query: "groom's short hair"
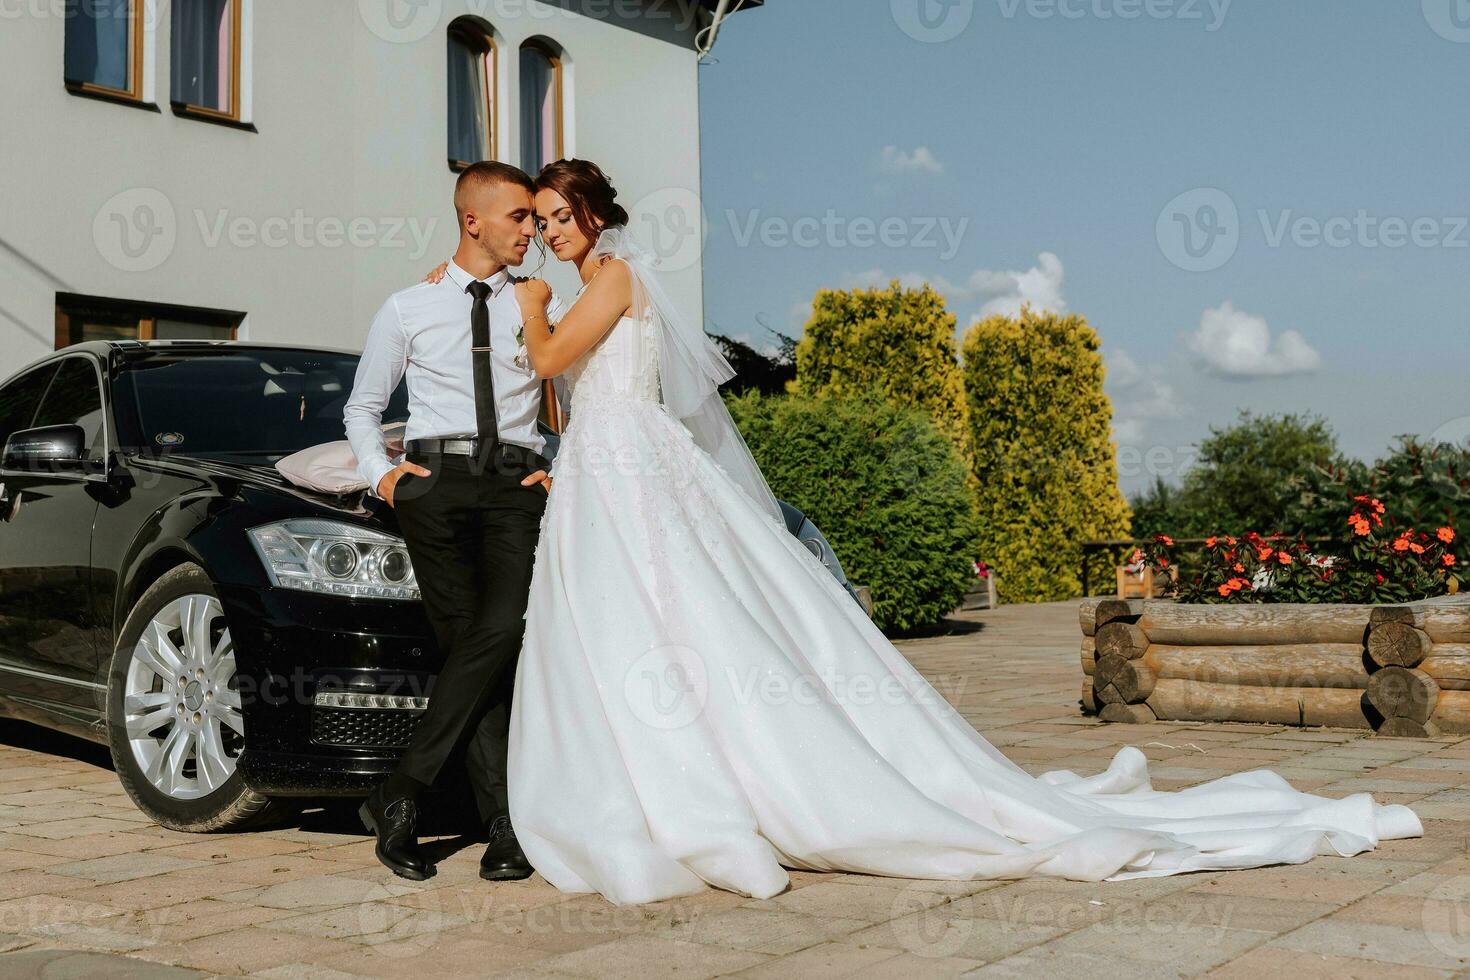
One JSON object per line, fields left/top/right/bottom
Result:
{"left": 455, "top": 162, "right": 535, "bottom": 222}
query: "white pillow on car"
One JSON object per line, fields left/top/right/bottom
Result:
{"left": 274, "top": 422, "right": 405, "bottom": 495}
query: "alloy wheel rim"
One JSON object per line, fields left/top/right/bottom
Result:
{"left": 123, "top": 594, "right": 244, "bottom": 800}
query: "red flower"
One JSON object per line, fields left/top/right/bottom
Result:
{"left": 1217, "top": 583, "right": 1232, "bottom": 597}
{"left": 1206, "top": 536, "right": 1218, "bottom": 548}
{"left": 1438, "top": 527, "right": 1456, "bottom": 544}
{"left": 1445, "top": 554, "right": 1458, "bottom": 568}
{"left": 1233, "top": 563, "right": 1245, "bottom": 573}
{"left": 1277, "top": 552, "right": 1293, "bottom": 565}
{"left": 1154, "top": 533, "right": 1174, "bottom": 547}
{"left": 1375, "top": 571, "right": 1386, "bottom": 584}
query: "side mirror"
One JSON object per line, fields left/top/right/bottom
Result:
{"left": 2, "top": 424, "right": 87, "bottom": 473}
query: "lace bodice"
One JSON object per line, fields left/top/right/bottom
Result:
{"left": 564, "top": 310, "right": 661, "bottom": 414}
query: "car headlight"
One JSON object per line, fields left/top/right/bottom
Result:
{"left": 248, "top": 519, "right": 419, "bottom": 600}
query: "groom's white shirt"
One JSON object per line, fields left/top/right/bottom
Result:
{"left": 344, "top": 260, "right": 553, "bottom": 497}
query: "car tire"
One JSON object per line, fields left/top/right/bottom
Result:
{"left": 106, "top": 562, "right": 286, "bottom": 832}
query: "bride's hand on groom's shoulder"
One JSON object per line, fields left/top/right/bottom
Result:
{"left": 423, "top": 261, "right": 449, "bottom": 284}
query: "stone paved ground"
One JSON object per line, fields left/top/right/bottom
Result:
{"left": 2, "top": 599, "right": 1469, "bottom": 978}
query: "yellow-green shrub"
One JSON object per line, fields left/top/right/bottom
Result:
{"left": 793, "top": 282, "right": 971, "bottom": 464}
{"left": 961, "top": 308, "right": 1131, "bottom": 601}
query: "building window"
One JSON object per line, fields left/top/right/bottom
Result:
{"left": 519, "top": 41, "right": 563, "bottom": 176}
{"left": 55, "top": 294, "right": 244, "bottom": 350}
{"left": 63, "top": 0, "right": 145, "bottom": 102}
{"left": 172, "top": 0, "right": 243, "bottom": 121}
{"left": 447, "top": 18, "right": 497, "bottom": 171}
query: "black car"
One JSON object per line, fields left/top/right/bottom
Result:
{"left": 0, "top": 341, "right": 863, "bottom": 832}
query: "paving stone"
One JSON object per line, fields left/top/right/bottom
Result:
{"left": 0, "top": 599, "right": 1463, "bottom": 979}
{"left": 1270, "top": 917, "right": 1470, "bottom": 971}
{"left": 526, "top": 935, "right": 771, "bottom": 978}
{"left": 0, "top": 948, "right": 209, "bottom": 978}
{"left": 50, "top": 851, "right": 209, "bottom": 884}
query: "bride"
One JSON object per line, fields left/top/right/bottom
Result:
{"left": 448, "top": 159, "right": 1422, "bottom": 907}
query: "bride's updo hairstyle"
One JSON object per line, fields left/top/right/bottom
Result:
{"left": 535, "top": 159, "right": 629, "bottom": 241}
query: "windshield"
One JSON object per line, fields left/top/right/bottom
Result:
{"left": 114, "top": 349, "right": 408, "bottom": 462}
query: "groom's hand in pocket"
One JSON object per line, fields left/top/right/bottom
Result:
{"left": 521, "top": 469, "right": 552, "bottom": 495}
{"left": 379, "top": 461, "right": 433, "bottom": 507}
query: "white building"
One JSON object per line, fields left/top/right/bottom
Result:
{"left": 0, "top": 0, "right": 758, "bottom": 368}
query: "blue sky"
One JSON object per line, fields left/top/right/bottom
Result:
{"left": 696, "top": 0, "right": 1470, "bottom": 495}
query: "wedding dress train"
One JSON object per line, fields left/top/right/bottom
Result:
{"left": 505, "top": 293, "right": 1421, "bottom": 909}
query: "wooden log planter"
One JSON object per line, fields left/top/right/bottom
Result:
{"left": 1077, "top": 595, "right": 1470, "bottom": 736}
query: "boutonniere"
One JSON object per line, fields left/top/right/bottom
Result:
{"left": 514, "top": 326, "right": 529, "bottom": 370}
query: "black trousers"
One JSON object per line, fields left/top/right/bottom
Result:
{"left": 389, "top": 445, "right": 548, "bottom": 826}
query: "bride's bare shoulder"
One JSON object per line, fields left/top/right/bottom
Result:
{"left": 587, "top": 257, "right": 632, "bottom": 295}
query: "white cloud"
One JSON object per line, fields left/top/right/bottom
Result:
{"left": 840, "top": 268, "right": 889, "bottom": 289}
{"left": 1188, "top": 302, "right": 1321, "bottom": 378}
{"left": 971, "top": 252, "right": 1068, "bottom": 319}
{"left": 1107, "top": 348, "right": 1185, "bottom": 446}
{"left": 833, "top": 254, "right": 1068, "bottom": 324}
{"left": 878, "top": 145, "right": 944, "bottom": 175}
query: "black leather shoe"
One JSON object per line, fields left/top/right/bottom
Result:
{"left": 359, "top": 785, "right": 433, "bottom": 881}
{"left": 480, "top": 813, "right": 533, "bottom": 881}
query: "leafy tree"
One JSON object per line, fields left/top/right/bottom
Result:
{"left": 711, "top": 327, "right": 797, "bottom": 397}
{"left": 726, "top": 390, "right": 980, "bottom": 632}
{"left": 793, "top": 282, "right": 971, "bottom": 463}
{"left": 1180, "top": 411, "right": 1340, "bottom": 535}
{"left": 1283, "top": 436, "right": 1470, "bottom": 546}
{"left": 1128, "top": 476, "right": 1212, "bottom": 539}
{"left": 961, "top": 307, "right": 1131, "bottom": 601}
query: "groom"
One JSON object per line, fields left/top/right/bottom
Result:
{"left": 344, "top": 161, "right": 552, "bottom": 882}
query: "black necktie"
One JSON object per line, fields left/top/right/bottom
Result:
{"left": 466, "top": 279, "right": 498, "bottom": 451}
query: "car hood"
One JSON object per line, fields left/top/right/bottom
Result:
{"left": 140, "top": 453, "right": 388, "bottom": 524}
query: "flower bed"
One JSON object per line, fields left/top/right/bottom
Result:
{"left": 1078, "top": 595, "right": 1470, "bottom": 735}
{"left": 1079, "top": 495, "right": 1466, "bottom": 736}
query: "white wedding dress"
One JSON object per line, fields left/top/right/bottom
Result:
{"left": 505, "top": 303, "right": 1422, "bottom": 909}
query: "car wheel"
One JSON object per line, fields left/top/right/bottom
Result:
{"left": 106, "top": 562, "right": 285, "bottom": 832}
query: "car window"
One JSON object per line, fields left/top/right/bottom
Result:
{"left": 33, "top": 358, "right": 107, "bottom": 461}
{"left": 115, "top": 350, "right": 409, "bottom": 461}
{"left": 0, "top": 364, "right": 59, "bottom": 454}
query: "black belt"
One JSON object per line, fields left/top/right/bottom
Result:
{"left": 405, "top": 437, "right": 545, "bottom": 465}
{"left": 405, "top": 436, "right": 485, "bottom": 456}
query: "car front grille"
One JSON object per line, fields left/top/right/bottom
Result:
{"left": 310, "top": 705, "right": 425, "bottom": 749}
